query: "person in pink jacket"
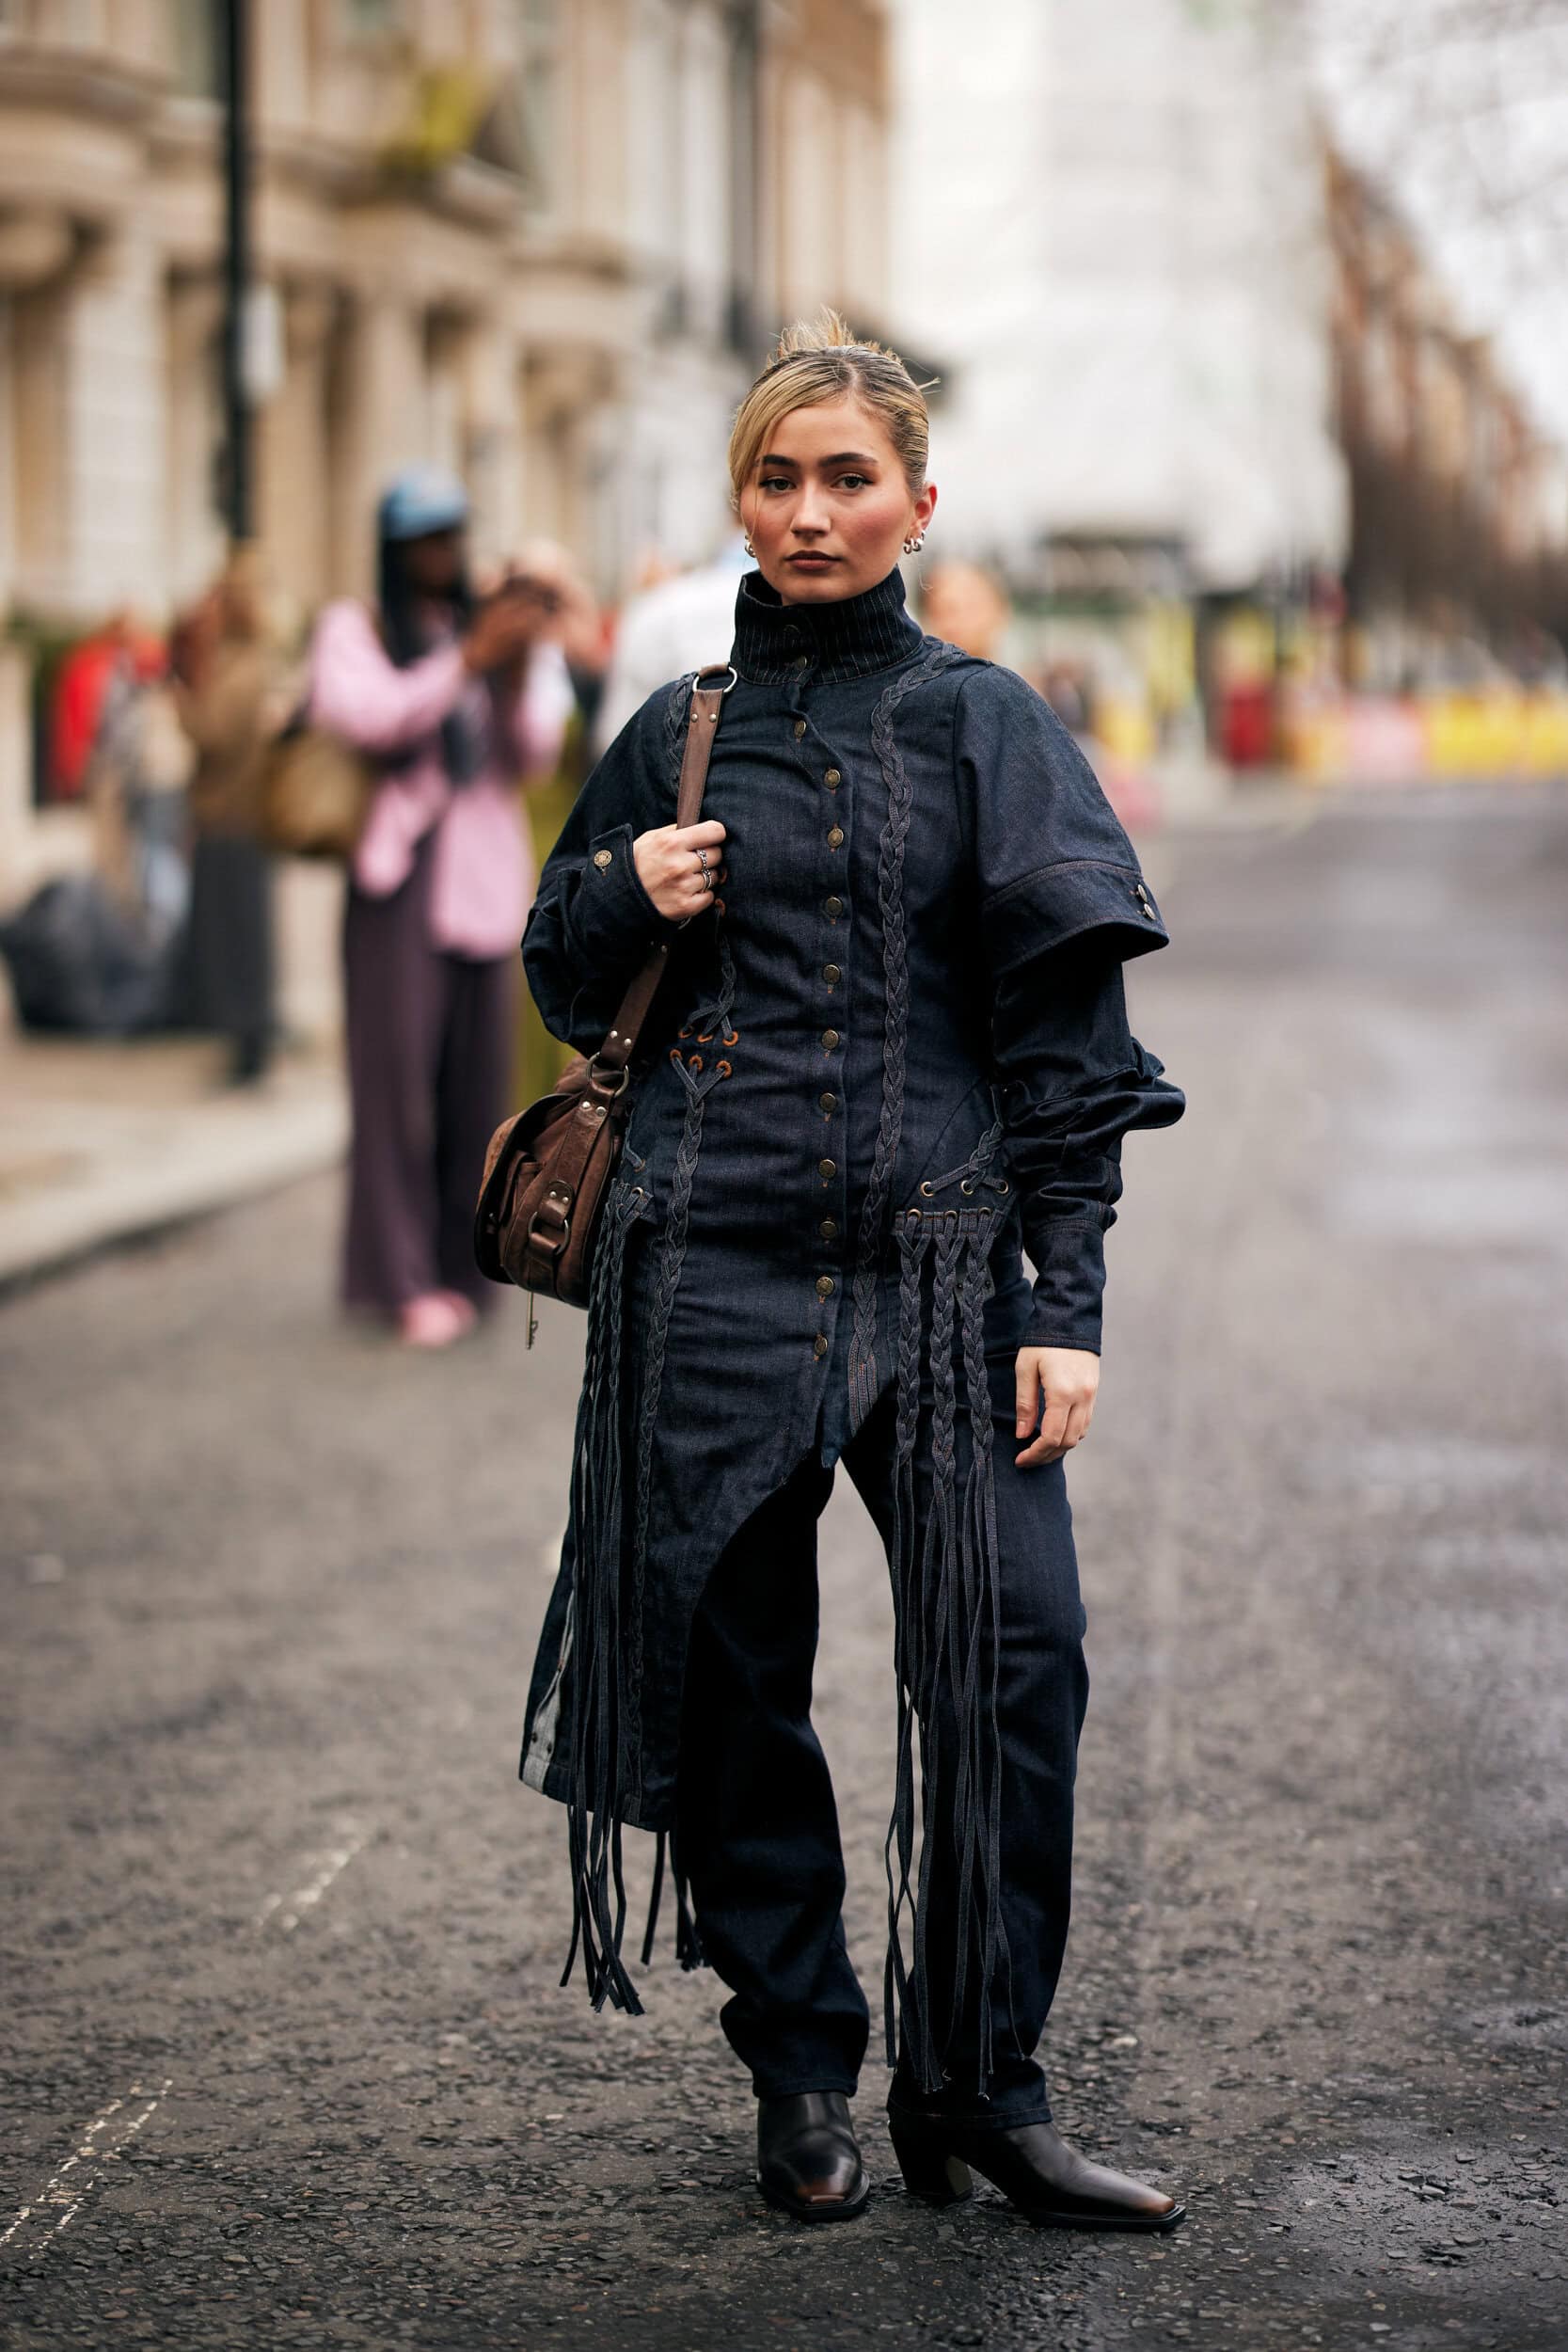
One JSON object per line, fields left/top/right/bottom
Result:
{"left": 309, "top": 468, "right": 570, "bottom": 1348}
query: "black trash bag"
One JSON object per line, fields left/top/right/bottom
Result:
{"left": 0, "top": 875, "right": 184, "bottom": 1037}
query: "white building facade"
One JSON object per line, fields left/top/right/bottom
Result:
{"left": 889, "top": 0, "right": 1348, "bottom": 595}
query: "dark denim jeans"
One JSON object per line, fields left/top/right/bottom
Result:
{"left": 675, "top": 1358, "right": 1091, "bottom": 2129}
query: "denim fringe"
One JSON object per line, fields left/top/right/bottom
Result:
{"left": 560, "top": 1177, "right": 642, "bottom": 2013}
{"left": 558, "top": 881, "right": 737, "bottom": 2008}
{"left": 881, "top": 1202, "right": 1008, "bottom": 2097}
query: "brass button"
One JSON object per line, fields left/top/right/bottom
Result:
{"left": 818, "top": 1216, "right": 839, "bottom": 1241}
{"left": 792, "top": 654, "right": 810, "bottom": 673}
{"left": 818, "top": 1089, "right": 837, "bottom": 1113}
{"left": 821, "top": 1028, "right": 840, "bottom": 1050}
{"left": 823, "top": 961, "right": 841, "bottom": 984}
{"left": 823, "top": 768, "right": 841, "bottom": 787}
{"left": 816, "top": 1275, "right": 835, "bottom": 1298}
{"left": 818, "top": 1156, "right": 836, "bottom": 1178}
{"left": 823, "top": 895, "right": 843, "bottom": 918}
{"left": 792, "top": 717, "right": 807, "bottom": 739}
{"left": 593, "top": 849, "right": 613, "bottom": 869}
{"left": 813, "top": 1332, "right": 830, "bottom": 1359}
{"left": 826, "top": 825, "right": 845, "bottom": 850}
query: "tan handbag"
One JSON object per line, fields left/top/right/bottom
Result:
{"left": 474, "top": 666, "right": 731, "bottom": 1312}
{"left": 257, "top": 718, "right": 375, "bottom": 861}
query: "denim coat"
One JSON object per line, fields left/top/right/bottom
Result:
{"left": 517, "top": 565, "right": 1185, "bottom": 2020}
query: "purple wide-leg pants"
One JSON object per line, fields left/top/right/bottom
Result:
{"left": 341, "top": 834, "right": 515, "bottom": 1315}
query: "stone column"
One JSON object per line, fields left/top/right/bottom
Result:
{"left": 458, "top": 316, "right": 524, "bottom": 571}
{"left": 330, "top": 286, "right": 425, "bottom": 599}
{"left": 258, "top": 283, "right": 340, "bottom": 624}
{"left": 59, "top": 225, "right": 167, "bottom": 616}
{"left": 164, "top": 272, "right": 225, "bottom": 608}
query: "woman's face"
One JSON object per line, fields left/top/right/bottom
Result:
{"left": 399, "top": 527, "right": 466, "bottom": 595}
{"left": 741, "top": 394, "right": 938, "bottom": 605}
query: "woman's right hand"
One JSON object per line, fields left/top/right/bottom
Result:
{"left": 632, "top": 820, "right": 729, "bottom": 919}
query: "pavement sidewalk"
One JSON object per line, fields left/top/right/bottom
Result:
{"left": 0, "top": 1027, "right": 347, "bottom": 1291}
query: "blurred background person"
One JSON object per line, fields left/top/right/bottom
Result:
{"left": 501, "top": 538, "right": 610, "bottom": 1107}
{"left": 169, "top": 550, "right": 281, "bottom": 1087}
{"left": 45, "top": 608, "right": 165, "bottom": 811}
{"left": 592, "top": 529, "right": 752, "bottom": 755}
{"left": 308, "top": 469, "right": 568, "bottom": 1351}
{"left": 917, "top": 559, "right": 1012, "bottom": 663}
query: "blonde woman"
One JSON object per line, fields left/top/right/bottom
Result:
{"left": 517, "top": 316, "right": 1188, "bottom": 2232}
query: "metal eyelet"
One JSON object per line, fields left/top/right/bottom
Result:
{"left": 960, "top": 1179, "right": 975, "bottom": 1195}
{"left": 919, "top": 1180, "right": 934, "bottom": 1198}
{"left": 688, "top": 1053, "right": 703, "bottom": 1072}
{"left": 716, "top": 1059, "right": 732, "bottom": 1077}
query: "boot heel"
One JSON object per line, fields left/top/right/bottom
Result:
{"left": 889, "top": 2118, "right": 973, "bottom": 2205}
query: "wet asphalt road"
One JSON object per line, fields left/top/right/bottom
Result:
{"left": 2, "top": 784, "right": 1565, "bottom": 2352}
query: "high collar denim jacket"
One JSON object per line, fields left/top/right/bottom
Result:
{"left": 516, "top": 565, "right": 1184, "bottom": 2016}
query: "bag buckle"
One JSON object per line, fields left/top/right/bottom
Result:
{"left": 528, "top": 1183, "right": 573, "bottom": 1255}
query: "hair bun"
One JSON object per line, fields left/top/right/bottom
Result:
{"left": 763, "top": 306, "right": 900, "bottom": 373}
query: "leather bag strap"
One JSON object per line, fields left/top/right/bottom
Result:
{"left": 592, "top": 664, "right": 733, "bottom": 1081}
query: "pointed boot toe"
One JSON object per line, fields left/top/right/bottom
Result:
{"left": 756, "top": 2091, "right": 870, "bottom": 2223}
{"left": 891, "top": 2114, "right": 1184, "bottom": 2233}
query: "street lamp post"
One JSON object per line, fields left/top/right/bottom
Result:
{"left": 220, "top": 0, "right": 253, "bottom": 544}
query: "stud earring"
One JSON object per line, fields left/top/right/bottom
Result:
{"left": 902, "top": 531, "right": 927, "bottom": 555}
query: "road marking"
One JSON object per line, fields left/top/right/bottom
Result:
{"left": 254, "top": 1820, "right": 370, "bottom": 1933}
{"left": 0, "top": 2080, "right": 170, "bottom": 2258}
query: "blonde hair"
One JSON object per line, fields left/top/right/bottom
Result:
{"left": 727, "top": 309, "right": 932, "bottom": 515}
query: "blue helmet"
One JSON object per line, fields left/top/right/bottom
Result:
{"left": 377, "top": 466, "right": 469, "bottom": 543}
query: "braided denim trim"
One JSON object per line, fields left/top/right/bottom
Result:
{"left": 847, "top": 641, "right": 962, "bottom": 1430}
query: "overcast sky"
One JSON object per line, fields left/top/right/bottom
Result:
{"left": 1307, "top": 0, "right": 1568, "bottom": 445}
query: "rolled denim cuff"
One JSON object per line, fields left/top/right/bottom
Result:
{"left": 983, "top": 858, "right": 1167, "bottom": 978}
{"left": 568, "top": 821, "right": 685, "bottom": 967}
{"left": 1022, "top": 1220, "right": 1107, "bottom": 1355}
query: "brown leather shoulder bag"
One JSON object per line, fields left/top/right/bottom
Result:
{"left": 474, "top": 664, "right": 732, "bottom": 1316}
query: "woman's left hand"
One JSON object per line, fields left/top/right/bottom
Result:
{"left": 1014, "top": 1346, "right": 1100, "bottom": 1467}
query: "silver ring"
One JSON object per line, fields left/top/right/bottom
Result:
{"left": 696, "top": 848, "right": 709, "bottom": 873}
{"left": 700, "top": 868, "right": 715, "bottom": 893}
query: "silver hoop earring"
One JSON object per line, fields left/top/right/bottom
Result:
{"left": 902, "top": 532, "right": 927, "bottom": 555}
{"left": 743, "top": 536, "right": 755, "bottom": 558}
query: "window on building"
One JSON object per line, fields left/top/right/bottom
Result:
{"left": 515, "top": 0, "right": 562, "bottom": 213}
{"left": 470, "top": 0, "right": 562, "bottom": 215}
{"left": 170, "top": 0, "right": 221, "bottom": 98}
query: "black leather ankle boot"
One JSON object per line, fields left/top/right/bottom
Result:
{"left": 889, "top": 2113, "right": 1185, "bottom": 2233}
{"left": 756, "top": 2091, "right": 870, "bottom": 2222}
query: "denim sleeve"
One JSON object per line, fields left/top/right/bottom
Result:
{"left": 521, "top": 681, "right": 693, "bottom": 1052}
{"left": 958, "top": 665, "right": 1185, "bottom": 1352}
{"left": 990, "top": 948, "right": 1185, "bottom": 1352}
{"left": 957, "top": 663, "right": 1172, "bottom": 966}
